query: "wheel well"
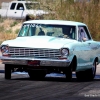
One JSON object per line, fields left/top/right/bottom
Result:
{"left": 26, "top": 15, "right": 31, "bottom": 21}
{"left": 94, "top": 57, "right": 98, "bottom": 65}
{"left": 26, "top": 14, "right": 36, "bottom": 21}
{"left": 70, "top": 56, "right": 77, "bottom": 71}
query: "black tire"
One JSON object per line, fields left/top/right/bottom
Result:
{"left": 5, "top": 64, "right": 12, "bottom": 79}
{"left": 76, "top": 71, "right": 86, "bottom": 81}
{"left": 25, "top": 15, "right": 31, "bottom": 21}
{"left": 76, "top": 61, "right": 96, "bottom": 81}
{"left": 65, "top": 67, "right": 72, "bottom": 82}
{"left": 28, "top": 70, "right": 46, "bottom": 80}
{"left": 88, "top": 61, "right": 96, "bottom": 80}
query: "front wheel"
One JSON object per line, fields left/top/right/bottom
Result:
{"left": 65, "top": 67, "right": 72, "bottom": 81}
{"left": 5, "top": 64, "right": 12, "bottom": 79}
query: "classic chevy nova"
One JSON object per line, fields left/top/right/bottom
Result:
{"left": 0, "top": 20, "right": 100, "bottom": 81}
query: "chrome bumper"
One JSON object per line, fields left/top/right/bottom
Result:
{"left": 0, "top": 56, "right": 70, "bottom": 67}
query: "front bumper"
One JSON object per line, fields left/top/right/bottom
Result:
{"left": 0, "top": 56, "right": 71, "bottom": 67}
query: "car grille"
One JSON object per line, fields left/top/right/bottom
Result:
{"left": 9, "top": 47, "right": 61, "bottom": 59}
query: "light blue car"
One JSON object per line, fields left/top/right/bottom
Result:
{"left": 0, "top": 20, "right": 100, "bottom": 81}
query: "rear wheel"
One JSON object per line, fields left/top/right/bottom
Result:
{"left": 25, "top": 15, "right": 31, "bottom": 21}
{"left": 76, "top": 61, "right": 97, "bottom": 81}
{"left": 89, "top": 60, "right": 96, "bottom": 80}
{"left": 5, "top": 64, "right": 12, "bottom": 79}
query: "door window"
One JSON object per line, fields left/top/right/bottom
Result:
{"left": 16, "top": 3, "right": 24, "bottom": 10}
{"left": 10, "top": 3, "right": 16, "bottom": 10}
{"left": 78, "top": 26, "right": 91, "bottom": 41}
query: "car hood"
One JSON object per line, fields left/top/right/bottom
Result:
{"left": 2, "top": 36, "right": 76, "bottom": 49}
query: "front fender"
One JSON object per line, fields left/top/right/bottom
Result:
{"left": 92, "top": 57, "right": 98, "bottom": 65}
{"left": 67, "top": 54, "right": 77, "bottom": 71}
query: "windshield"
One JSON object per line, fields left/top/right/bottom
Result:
{"left": 18, "top": 23, "right": 76, "bottom": 39}
{"left": 25, "top": 3, "right": 40, "bottom": 10}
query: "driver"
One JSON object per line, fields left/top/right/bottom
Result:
{"left": 62, "top": 27, "right": 71, "bottom": 38}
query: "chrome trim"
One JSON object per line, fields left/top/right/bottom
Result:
{"left": 0, "top": 56, "right": 70, "bottom": 67}
{"left": 8, "top": 47, "right": 61, "bottom": 59}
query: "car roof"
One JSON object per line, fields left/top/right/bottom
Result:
{"left": 11, "top": 1, "right": 39, "bottom": 4}
{"left": 24, "top": 20, "right": 86, "bottom": 26}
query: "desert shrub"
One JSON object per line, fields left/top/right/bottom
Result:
{"left": 0, "top": 26, "right": 4, "bottom": 32}
{"left": 0, "top": 32, "right": 17, "bottom": 42}
{"left": 15, "top": 29, "right": 20, "bottom": 34}
{"left": 5, "top": 29, "right": 12, "bottom": 33}
{"left": 0, "top": 16, "right": 4, "bottom": 23}
{"left": 10, "top": 21, "right": 18, "bottom": 27}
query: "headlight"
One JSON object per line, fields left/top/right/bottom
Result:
{"left": 0, "top": 45, "right": 9, "bottom": 56}
{"left": 61, "top": 48, "right": 69, "bottom": 57}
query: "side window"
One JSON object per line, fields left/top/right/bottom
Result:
{"left": 10, "top": 3, "right": 16, "bottom": 10}
{"left": 16, "top": 3, "right": 24, "bottom": 10}
{"left": 84, "top": 26, "right": 91, "bottom": 40}
{"left": 78, "top": 26, "right": 91, "bottom": 41}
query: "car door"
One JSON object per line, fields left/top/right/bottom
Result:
{"left": 7, "top": 2, "right": 17, "bottom": 18}
{"left": 77, "top": 26, "right": 94, "bottom": 69}
{"left": 82, "top": 26, "right": 100, "bottom": 65}
{"left": 13, "top": 3, "right": 24, "bottom": 19}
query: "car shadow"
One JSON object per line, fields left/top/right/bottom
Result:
{"left": 10, "top": 72, "right": 100, "bottom": 82}
{"left": 1, "top": 70, "right": 100, "bottom": 82}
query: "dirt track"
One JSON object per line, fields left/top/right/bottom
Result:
{"left": 0, "top": 64, "right": 100, "bottom": 100}
{"left": 0, "top": 74, "right": 100, "bottom": 100}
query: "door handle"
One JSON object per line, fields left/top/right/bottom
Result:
{"left": 15, "top": 12, "right": 17, "bottom": 13}
{"left": 88, "top": 43, "right": 91, "bottom": 45}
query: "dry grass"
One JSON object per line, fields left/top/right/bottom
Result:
{"left": 0, "top": 19, "right": 22, "bottom": 43}
{"left": 41, "top": 0, "right": 100, "bottom": 41}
